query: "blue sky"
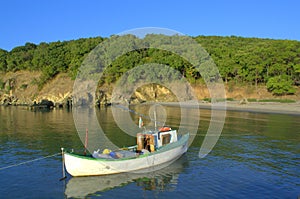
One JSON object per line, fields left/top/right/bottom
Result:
{"left": 1, "top": 0, "right": 299, "bottom": 51}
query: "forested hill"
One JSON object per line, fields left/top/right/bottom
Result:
{"left": 0, "top": 35, "right": 299, "bottom": 96}
{"left": 195, "top": 36, "right": 300, "bottom": 95}
{"left": 0, "top": 37, "right": 104, "bottom": 88}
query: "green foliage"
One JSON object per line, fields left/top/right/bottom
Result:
{"left": 194, "top": 36, "right": 300, "bottom": 87}
{"left": 20, "top": 84, "right": 28, "bottom": 90}
{"left": 202, "top": 98, "right": 234, "bottom": 102}
{"left": 258, "top": 99, "right": 296, "bottom": 103}
{"left": 0, "top": 49, "right": 8, "bottom": 71}
{"left": 0, "top": 37, "right": 104, "bottom": 88}
{"left": 247, "top": 98, "right": 258, "bottom": 102}
{"left": 100, "top": 47, "right": 194, "bottom": 86}
{"left": 0, "top": 35, "right": 299, "bottom": 95}
{"left": 37, "top": 65, "right": 59, "bottom": 89}
{"left": 266, "top": 75, "right": 296, "bottom": 95}
{"left": 226, "top": 98, "right": 235, "bottom": 101}
{"left": 203, "top": 98, "right": 211, "bottom": 102}
{"left": 0, "top": 78, "right": 4, "bottom": 89}
{"left": 6, "top": 84, "right": 11, "bottom": 91}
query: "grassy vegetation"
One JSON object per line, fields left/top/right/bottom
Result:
{"left": 203, "top": 98, "right": 296, "bottom": 103}
{"left": 0, "top": 78, "right": 4, "bottom": 90}
{"left": 245, "top": 98, "right": 296, "bottom": 103}
{"left": 258, "top": 99, "right": 296, "bottom": 103}
{"left": 247, "top": 98, "right": 258, "bottom": 102}
{"left": 203, "top": 98, "right": 235, "bottom": 102}
{"left": 20, "top": 84, "right": 28, "bottom": 90}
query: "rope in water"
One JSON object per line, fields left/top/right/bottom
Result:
{"left": 0, "top": 105, "right": 163, "bottom": 172}
{"left": 0, "top": 152, "right": 60, "bottom": 171}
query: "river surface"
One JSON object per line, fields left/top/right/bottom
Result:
{"left": 0, "top": 105, "right": 299, "bottom": 198}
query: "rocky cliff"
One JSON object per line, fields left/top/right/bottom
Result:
{"left": 0, "top": 71, "right": 299, "bottom": 107}
{"left": 0, "top": 71, "right": 72, "bottom": 107}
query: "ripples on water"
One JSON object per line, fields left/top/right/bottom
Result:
{"left": 0, "top": 106, "right": 299, "bottom": 198}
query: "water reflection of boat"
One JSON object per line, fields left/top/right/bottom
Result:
{"left": 64, "top": 155, "right": 187, "bottom": 198}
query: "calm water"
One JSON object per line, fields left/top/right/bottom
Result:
{"left": 0, "top": 105, "right": 299, "bottom": 198}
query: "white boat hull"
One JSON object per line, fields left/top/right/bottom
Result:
{"left": 64, "top": 134, "right": 189, "bottom": 176}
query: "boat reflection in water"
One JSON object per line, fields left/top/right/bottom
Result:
{"left": 64, "top": 155, "right": 188, "bottom": 198}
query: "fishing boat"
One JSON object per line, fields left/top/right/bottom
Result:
{"left": 64, "top": 155, "right": 186, "bottom": 198}
{"left": 63, "top": 124, "right": 189, "bottom": 177}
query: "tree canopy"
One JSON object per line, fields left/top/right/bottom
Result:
{"left": 195, "top": 36, "right": 300, "bottom": 95}
{"left": 0, "top": 35, "right": 299, "bottom": 95}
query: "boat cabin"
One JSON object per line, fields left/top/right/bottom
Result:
{"left": 136, "top": 127, "right": 178, "bottom": 152}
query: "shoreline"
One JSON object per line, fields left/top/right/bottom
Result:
{"left": 1, "top": 101, "right": 300, "bottom": 116}
{"left": 222, "top": 101, "right": 300, "bottom": 115}
{"left": 160, "top": 101, "right": 300, "bottom": 116}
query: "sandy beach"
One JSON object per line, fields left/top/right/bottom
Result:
{"left": 160, "top": 101, "right": 300, "bottom": 116}
{"left": 197, "top": 101, "right": 300, "bottom": 115}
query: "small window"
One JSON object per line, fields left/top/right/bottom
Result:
{"left": 161, "top": 134, "right": 171, "bottom": 145}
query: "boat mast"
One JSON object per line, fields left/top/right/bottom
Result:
{"left": 154, "top": 108, "right": 157, "bottom": 131}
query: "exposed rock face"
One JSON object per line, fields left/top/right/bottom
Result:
{"left": 33, "top": 92, "right": 72, "bottom": 108}
{"left": 0, "top": 94, "right": 18, "bottom": 106}
{"left": 1, "top": 71, "right": 299, "bottom": 108}
{"left": 107, "top": 83, "right": 178, "bottom": 105}
{"left": 96, "top": 90, "right": 111, "bottom": 106}
{"left": 0, "top": 71, "right": 74, "bottom": 108}
{"left": 31, "top": 99, "right": 54, "bottom": 110}
{"left": 131, "top": 84, "right": 177, "bottom": 104}
{"left": 239, "top": 98, "right": 249, "bottom": 105}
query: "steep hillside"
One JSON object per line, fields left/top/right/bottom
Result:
{"left": 0, "top": 34, "right": 300, "bottom": 106}
{"left": 0, "top": 71, "right": 299, "bottom": 106}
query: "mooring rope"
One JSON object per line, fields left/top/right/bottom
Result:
{"left": 0, "top": 152, "right": 61, "bottom": 171}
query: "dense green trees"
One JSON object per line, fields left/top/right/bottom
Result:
{"left": 195, "top": 36, "right": 300, "bottom": 95}
{"left": 0, "top": 37, "right": 103, "bottom": 77}
{"left": 266, "top": 75, "right": 296, "bottom": 95}
{"left": 0, "top": 35, "right": 299, "bottom": 95}
{"left": 0, "top": 49, "right": 8, "bottom": 71}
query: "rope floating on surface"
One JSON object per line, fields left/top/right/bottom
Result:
{"left": 0, "top": 152, "right": 60, "bottom": 171}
